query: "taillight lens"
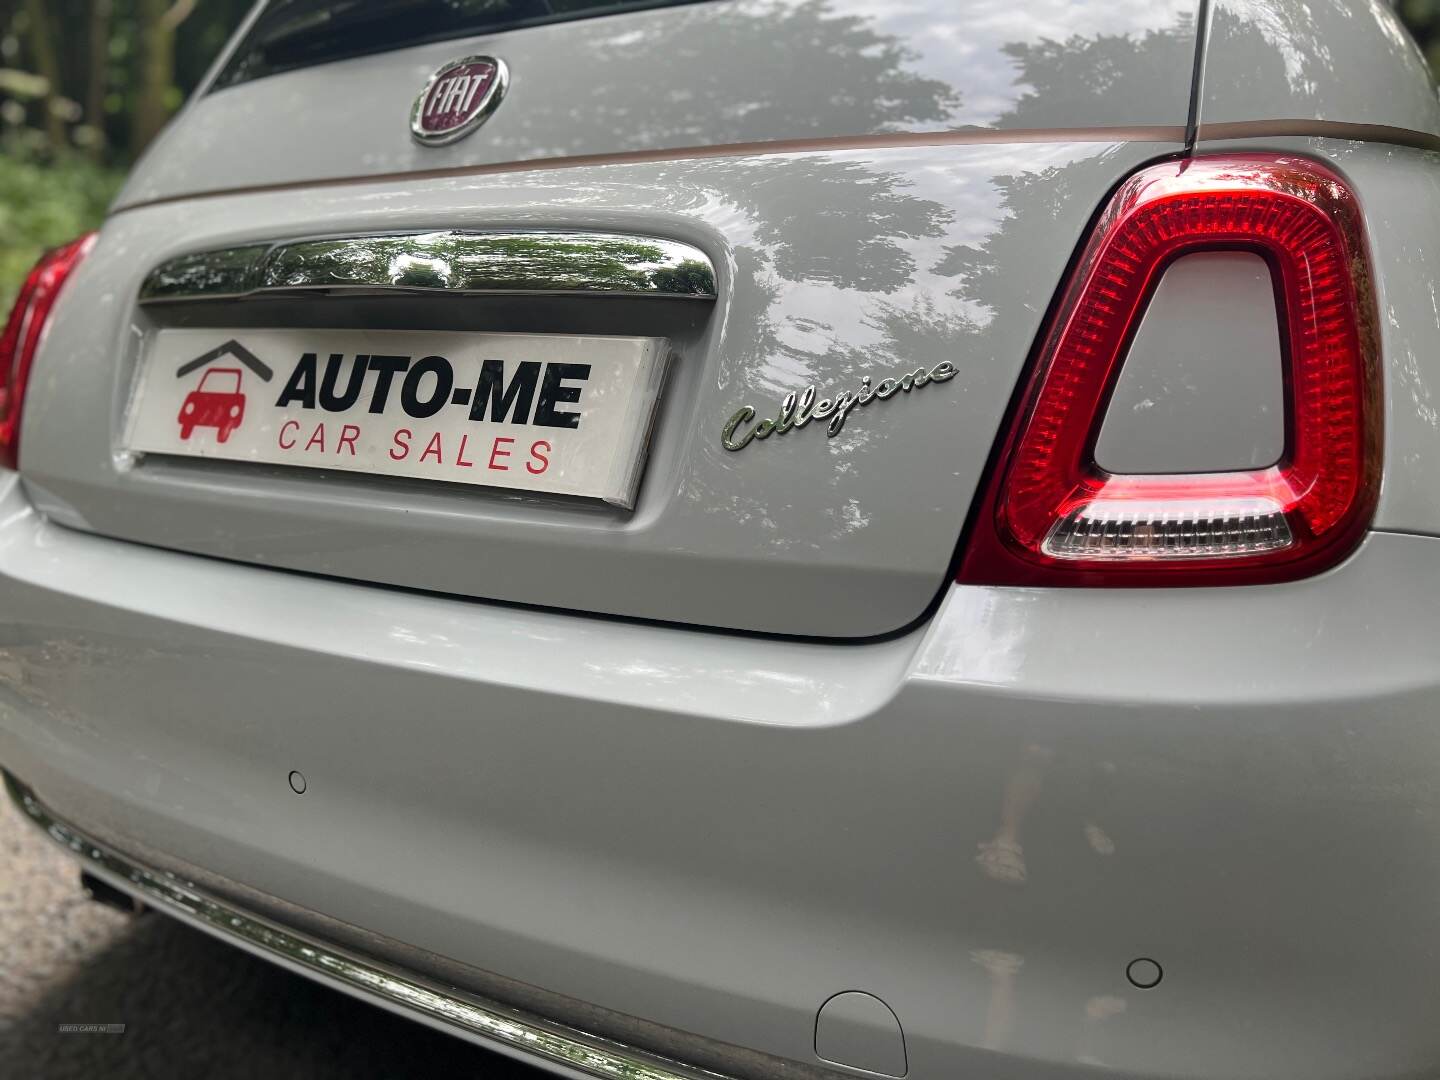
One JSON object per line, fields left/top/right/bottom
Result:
{"left": 0, "top": 233, "right": 96, "bottom": 471}
{"left": 958, "top": 156, "right": 1380, "bottom": 587}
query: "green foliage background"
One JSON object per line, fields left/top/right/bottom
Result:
{"left": 0, "top": 145, "right": 122, "bottom": 311}
{"left": 0, "top": 0, "right": 252, "bottom": 311}
{"left": 1, "top": 1, "right": 1440, "bottom": 315}
{"left": 1401, "top": 0, "right": 1440, "bottom": 74}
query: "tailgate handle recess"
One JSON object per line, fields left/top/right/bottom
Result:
{"left": 139, "top": 231, "right": 717, "bottom": 303}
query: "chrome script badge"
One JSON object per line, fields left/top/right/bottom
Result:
{"left": 722, "top": 361, "right": 957, "bottom": 450}
{"left": 411, "top": 56, "right": 508, "bottom": 146}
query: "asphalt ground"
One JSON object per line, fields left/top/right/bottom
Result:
{"left": 0, "top": 792, "right": 542, "bottom": 1079}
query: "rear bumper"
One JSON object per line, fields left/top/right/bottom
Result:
{"left": 3, "top": 471, "right": 1440, "bottom": 1079}
{"left": 4, "top": 772, "right": 735, "bottom": 1080}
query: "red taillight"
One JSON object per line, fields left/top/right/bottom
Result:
{"left": 0, "top": 233, "right": 96, "bottom": 471}
{"left": 958, "top": 156, "right": 1380, "bottom": 587}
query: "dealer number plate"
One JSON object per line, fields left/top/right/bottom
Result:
{"left": 124, "top": 328, "right": 671, "bottom": 508}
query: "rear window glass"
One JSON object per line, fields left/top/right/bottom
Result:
{"left": 214, "top": 0, "right": 712, "bottom": 88}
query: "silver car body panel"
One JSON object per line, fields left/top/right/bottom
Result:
{"left": 2, "top": 479, "right": 1440, "bottom": 1079}
{"left": 1200, "top": 0, "right": 1440, "bottom": 138}
{"left": 1093, "top": 251, "right": 1286, "bottom": 475}
{"left": 24, "top": 139, "right": 1178, "bottom": 638}
{"left": 115, "top": 0, "right": 1201, "bottom": 209}
{"left": 5, "top": 777, "right": 734, "bottom": 1080}
{"left": 1184, "top": 139, "right": 1440, "bottom": 539}
{"left": 10, "top": 770, "right": 860, "bottom": 1080}
{"left": 9, "top": 1, "right": 1440, "bottom": 1078}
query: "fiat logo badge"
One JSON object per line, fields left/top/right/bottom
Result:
{"left": 411, "top": 56, "right": 508, "bottom": 146}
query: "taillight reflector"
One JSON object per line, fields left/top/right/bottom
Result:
{"left": 958, "top": 156, "right": 1380, "bottom": 587}
{"left": 0, "top": 233, "right": 96, "bottom": 471}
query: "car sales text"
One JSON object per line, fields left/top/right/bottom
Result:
{"left": 271, "top": 352, "right": 588, "bottom": 472}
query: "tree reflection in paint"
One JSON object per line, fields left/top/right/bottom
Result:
{"left": 266, "top": 233, "right": 717, "bottom": 296}
{"left": 675, "top": 13, "right": 1203, "bottom": 555}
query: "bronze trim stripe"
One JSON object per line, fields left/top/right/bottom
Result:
{"left": 108, "top": 125, "right": 1187, "bottom": 215}
{"left": 110, "top": 119, "right": 1440, "bottom": 217}
{"left": 1198, "top": 118, "right": 1440, "bottom": 153}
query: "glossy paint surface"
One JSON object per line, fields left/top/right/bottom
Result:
{"left": 1200, "top": 0, "right": 1440, "bottom": 136}
{"left": 3, "top": 481, "right": 1440, "bottom": 1078}
{"left": 1187, "top": 134, "right": 1440, "bottom": 540}
{"left": 13, "top": 2, "right": 1440, "bottom": 1078}
{"left": 24, "top": 139, "right": 1179, "bottom": 637}
{"left": 1094, "top": 252, "right": 1285, "bottom": 475}
{"left": 7, "top": 780, "right": 717, "bottom": 1080}
{"left": 115, "top": 0, "right": 1200, "bottom": 206}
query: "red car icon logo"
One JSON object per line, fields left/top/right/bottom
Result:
{"left": 179, "top": 367, "right": 246, "bottom": 442}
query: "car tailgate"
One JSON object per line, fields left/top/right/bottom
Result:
{"left": 117, "top": 0, "right": 1200, "bottom": 208}
{"left": 18, "top": 2, "right": 1198, "bottom": 638}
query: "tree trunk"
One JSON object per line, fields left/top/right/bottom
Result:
{"left": 133, "top": 0, "right": 175, "bottom": 155}
{"left": 133, "top": 0, "right": 197, "bottom": 154}
{"left": 86, "top": 0, "right": 113, "bottom": 159}
{"left": 21, "top": 0, "right": 65, "bottom": 151}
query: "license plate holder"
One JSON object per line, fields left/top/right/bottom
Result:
{"left": 124, "top": 328, "right": 671, "bottom": 509}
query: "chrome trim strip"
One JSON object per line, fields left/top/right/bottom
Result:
{"left": 139, "top": 231, "right": 718, "bottom": 303}
{"left": 3, "top": 774, "right": 729, "bottom": 1080}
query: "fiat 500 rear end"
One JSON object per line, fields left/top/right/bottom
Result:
{"left": 6, "top": 2, "right": 1440, "bottom": 1078}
